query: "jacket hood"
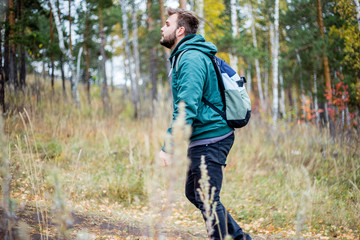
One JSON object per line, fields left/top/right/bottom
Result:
{"left": 170, "top": 34, "right": 217, "bottom": 59}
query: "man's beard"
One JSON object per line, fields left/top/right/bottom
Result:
{"left": 160, "top": 30, "right": 176, "bottom": 49}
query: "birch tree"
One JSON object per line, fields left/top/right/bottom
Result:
{"left": 84, "top": 7, "right": 91, "bottom": 104}
{"left": 131, "top": 1, "right": 140, "bottom": 117}
{"left": 279, "top": 72, "right": 286, "bottom": 119}
{"left": 355, "top": 0, "right": 360, "bottom": 31}
{"left": 49, "top": 0, "right": 79, "bottom": 107}
{"left": 249, "top": 4, "right": 265, "bottom": 111}
{"left": 120, "top": 0, "right": 137, "bottom": 118}
{"left": 229, "top": 0, "right": 238, "bottom": 72}
{"left": 313, "top": 72, "right": 320, "bottom": 126}
{"left": 246, "top": 63, "right": 252, "bottom": 94}
{"left": 198, "top": 0, "right": 205, "bottom": 36}
{"left": 271, "top": 0, "right": 280, "bottom": 126}
{"left": 99, "top": 8, "right": 110, "bottom": 111}
{"left": 50, "top": 3, "right": 55, "bottom": 94}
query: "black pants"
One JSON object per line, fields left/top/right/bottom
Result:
{"left": 186, "top": 133, "right": 251, "bottom": 240}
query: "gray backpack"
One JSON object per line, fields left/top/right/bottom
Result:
{"left": 175, "top": 49, "right": 251, "bottom": 128}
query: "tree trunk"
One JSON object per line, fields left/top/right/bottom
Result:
{"left": 75, "top": 47, "right": 83, "bottom": 107}
{"left": 264, "top": 66, "right": 269, "bottom": 108}
{"left": 99, "top": 10, "right": 110, "bottom": 112}
{"left": 294, "top": 87, "right": 299, "bottom": 122}
{"left": 49, "top": 0, "right": 78, "bottom": 106}
{"left": 179, "top": 0, "right": 187, "bottom": 9}
{"left": 110, "top": 58, "right": 114, "bottom": 92}
{"left": 230, "top": 0, "right": 238, "bottom": 72}
{"left": 246, "top": 62, "right": 252, "bottom": 94}
{"left": 354, "top": 0, "right": 360, "bottom": 31}
{"left": 0, "top": 21, "right": 4, "bottom": 113}
{"left": 19, "top": 0, "right": 26, "bottom": 89}
{"left": 313, "top": 72, "right": 320, "bottom": 126}
{"left": 198, "top": 0, "right": 204, "bottom": 36}
{"left": 132, "top": 1, "right": 141, "bottom": 118}
{"left": 59, "top": 54, "right": 67, "bottom": 99}
{"left": 296, "top": 52, "right": 306, "bottom": 121}
{"left": 4, "top": 0, "right": 9, "bottom": 85}
{"left": 249, "top": 4, "right": 265, "bottom": 111}
{"left": 85, "top": 46, "right": 90, "bottom": 104}
{"left": 271, "top": 0, "right": 280, "bottom": 127}
{"left": 147, "top": 0, "right": 158, "bottom": 103}
{"left": 50, "top": 3, "right": 55, "bottom": 94}
{"left": 317, "top": 0, "right": 334, "bottom": 137}
{"left": 279, "top": 72, "right": 286, "bottom": 119}
{"left": 84, "top": 12, "right": 91, "bottom": 104}
{"left": 120, "top": 0, "right": 137, "bottom": 117}
{"left": 9, "top": 0, "right": 17, "bottom": 90}
{"left": 159, "top": 0, "right": 171, "bottom": 87}
{"left": 68, "top": 0, "right": 73, "bottom": 57}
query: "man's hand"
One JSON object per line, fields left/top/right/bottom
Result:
{"left": 159, "top": 150, "right": 171, "bottom": 167}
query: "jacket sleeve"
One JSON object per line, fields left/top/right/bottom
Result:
{"left": 163, "top": 51, "right": 207, "bottom": 152}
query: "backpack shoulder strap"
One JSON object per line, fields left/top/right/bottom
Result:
{"left": 174, "top": 49, "right": 189, "bottom": 73}
{"left": 173, "top": 49, "right": 227, "bottom": 119}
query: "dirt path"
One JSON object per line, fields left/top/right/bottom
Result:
{"left": 2, "top": 205, "right": 207, "bottom": 239}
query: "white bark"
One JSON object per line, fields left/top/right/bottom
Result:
{"left": 230, "top": 0, "right": 238, "bottom": 72}
{"left": 280, "top": 72, "right": 286, "bottom": 119}
{"left": 49, "top": 0, "right": 79, "bottom": 106}
{"left": 198, "top": 0, "right": 205, "bottom": 36}
{"left": 249, "top": 4, "right": 265, "bottom": 110}
{"left": 111, "top": 57, "right": 114, "bottom": 91}
{"left": 271, "top": 22, "right": 279, "bottom": 126}
{"left": 346, "top": 105, "right": 351, "bottom": 132}
{"left": 247, "top": 63, "right": 252, "bottom": 93}
{"left": 355, "top": 0, "right": 360, "bottom": 31}
{"left": 313, "top": 72, "right": 320, "bottom": 126}
{"left": 265, "top": 66, "right": 269, "bottom": 106}
{"left": 132, "top": 1, "right": 140, "bottom": 113}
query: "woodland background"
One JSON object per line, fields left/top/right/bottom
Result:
{"left": 0, "top": 0, "right": 359, "bottom": 239}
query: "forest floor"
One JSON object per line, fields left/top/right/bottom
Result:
{"left": 4, "top": 200, "right": 354, "bottom": 240}
{"left": 0, "top": 201, "right": 288, "bottom": 240}
{"left": 4, "top": 204, "right": 205, "bottom": 240}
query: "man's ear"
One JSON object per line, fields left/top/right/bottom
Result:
{"left": 176, "top": 26, "right": 186, "bottom": 37}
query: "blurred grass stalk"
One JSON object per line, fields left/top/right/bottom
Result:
{"left": 16, "top": 109, "right": 50, "bottom": 239}
{"left": 0, "top": 113, "right": 14, "bottom": 239}
{"left": 152, "top": 101, "right": 191, "bottom": 239}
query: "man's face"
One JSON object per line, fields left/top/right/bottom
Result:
{"left": 160, "top": 14, "right": 178, "bottom": 49}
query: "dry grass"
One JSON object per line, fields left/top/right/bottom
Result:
{"left": 1, "top": 76, "right": 359, "bottom": 239}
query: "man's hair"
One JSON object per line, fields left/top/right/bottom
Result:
{"left": 167, "top": 8, "right": 199, "bottom": 36}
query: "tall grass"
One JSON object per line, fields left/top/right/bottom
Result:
{"left": 3, "top": 76, "right": 360, "bottom": 238}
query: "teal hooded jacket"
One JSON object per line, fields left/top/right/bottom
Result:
{"left": 164, "top": 34, "right": 233, "bottom": 150}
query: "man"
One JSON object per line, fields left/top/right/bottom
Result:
{"left": 159, "top": 8, "right": 252, "bottom": 240}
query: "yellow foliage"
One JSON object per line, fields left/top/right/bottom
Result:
{"left": 217, "top": 52, "right": 230, "bottom": 63}
{"left": 111, "top": 23, "right": 124, "bottom": 56}
{"left": 204, "top": 0, "right": 227, "bottom": 42}
{"left": 330, "top": 0, "right": 360, "bottom": 73}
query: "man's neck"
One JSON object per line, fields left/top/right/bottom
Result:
{"left": 171, "top": 36, "right": 185, "bottom": 52}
